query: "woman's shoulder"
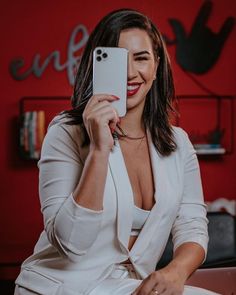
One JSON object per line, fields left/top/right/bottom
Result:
{"left": 47, "top": 113, "right": 84, "bottom": 143}
{"left": 41, "top": 113, "right": 89, "bottom": 162}
{"left": 172, "top": 126, "right": 188, "bottom": 139}
{"left": 43, "top": 114, "right": 86, "bottom": 154}
{"left": 171, "top": 126, "right": 193, "bottom": 150}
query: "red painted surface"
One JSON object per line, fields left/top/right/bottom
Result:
{"left": 0, "top": 0, "right": 235, "bottom": 276}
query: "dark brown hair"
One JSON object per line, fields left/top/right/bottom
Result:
{"left": 64, "top": 8, "right": 177, "bottom": 156}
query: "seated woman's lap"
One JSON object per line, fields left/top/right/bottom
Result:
{"left": 89, "top": 277, "right": 141, "bottom": 295}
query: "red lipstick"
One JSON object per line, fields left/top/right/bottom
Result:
{"left": 127, "top": 82, "right": 142, "bottom": 97}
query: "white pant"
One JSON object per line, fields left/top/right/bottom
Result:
{"left": 89, "top": 264, "right": 220, "bottom": 295}
{"left": 14, "top": 264, "right": 221, "bottom": 295}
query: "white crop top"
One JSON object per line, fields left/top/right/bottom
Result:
{"left": 131, "top": 205, "right": 150, "bottom": 236}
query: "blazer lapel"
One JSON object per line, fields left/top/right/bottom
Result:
{"left": 108, "top": 140, "right": 133, "bottom": 253}
{"left": 130, "top": 132, "right": 177, "bottom": 258}
{"left": 108, "top": 133, "right": 179, "bottom": 259}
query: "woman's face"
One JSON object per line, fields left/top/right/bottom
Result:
{"left": 118, "top": 28, "right": 158, "bottom": 112}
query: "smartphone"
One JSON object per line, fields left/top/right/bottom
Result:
{"left": 93, "top": 47, "right": 128, "bottom": 117}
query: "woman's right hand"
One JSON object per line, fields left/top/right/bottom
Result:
{"left": 83, "top": 94, "right": 120, "bottom": 153}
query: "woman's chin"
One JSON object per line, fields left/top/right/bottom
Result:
{"left": 127, "top": 93, "right": 146, "bottom": 106}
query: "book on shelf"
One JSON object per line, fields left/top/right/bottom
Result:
{"left": 19, "top": 110, "right": 46, "bottom": 159}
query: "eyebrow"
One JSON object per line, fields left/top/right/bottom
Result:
{"left": 133, "top": 50, "right": 150, "bottom": 56}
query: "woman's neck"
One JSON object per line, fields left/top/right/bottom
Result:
{"left": 118, "top": 107, "right": 145, "bottom": 137}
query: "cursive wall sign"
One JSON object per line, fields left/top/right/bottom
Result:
{"left": 9, "top": 24, "right": 89, "bottom": 86}
{"left": 9, "top": 0, "right": 235, "bottom": 85}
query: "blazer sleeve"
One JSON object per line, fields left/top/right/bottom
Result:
{"left": 171, "top": 129, "right": 209, "bottom": 257}
{"left": 38, "top": 122, "right": 103, "bottom": 262}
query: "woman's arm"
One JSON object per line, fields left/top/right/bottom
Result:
{"left": 132, "top": 243, "right": 205, "bottom": 295}
{"left": 166, "top": 242, "right": 205, "bottom": 282}
{"left": 38, "top": 123, "right": 105, "bottom": 261}
{"left": 171, "top": 129, "right": 208, "bottom": 258}
{"left": 72, "top": 148, "right": 110, "bottom": 210}
{"left": 73, "top": 94, "right": 119, "bottom": 210}
{"left": 157, "top": 242, "right": 205, "bottom": 289}
{"left": 39, "top": 95, "right": 119, "bottom": 261}
{"left": 133, "top": 129, "right": 208, "bottom": 294}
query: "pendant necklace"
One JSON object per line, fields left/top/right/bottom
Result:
{"left": 116, "top": 124, "right": 146, "bottom": 140}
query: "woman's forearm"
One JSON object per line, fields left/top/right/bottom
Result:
{"left": 132, "top": 242, "right": 206, "bottom": 294}
{"left": 73, "top": 148, "right": 110, "bottom": 211}
{"left": 163, "top": 242, "right": 205, "bottom": 283}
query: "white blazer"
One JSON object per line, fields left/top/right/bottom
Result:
{"left": 15, "top": 118, "right": 208, "bottom": 295}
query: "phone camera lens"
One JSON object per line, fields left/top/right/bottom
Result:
{"left": 102, "top": 53, "right": 108, "bottom": 58}
{"left": 96, "top": 56, "right": 102, "bottom": 62}
{"left": 96, "top": 49, "right": 102, "bottom": 55}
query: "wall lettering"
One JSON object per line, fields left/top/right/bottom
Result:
{"left": 9, "top": 0, "right": 235, "bottom": 85}
{"left": 9, "top": 24, "right": 89, "bottom": 86}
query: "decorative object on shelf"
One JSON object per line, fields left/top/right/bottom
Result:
{"left": 207, "top": 127, "right": 225, "bottom": 144}
{"left": 193, "top": 128, "right": 226, "bottom": 155}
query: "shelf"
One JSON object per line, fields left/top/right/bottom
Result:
{"left": 194, "top": 144, "right": 226, "bottom": 155}
{"left": 176, "top": 95, "right": 235, "bottom": 155}
{"left": 18, "top": 96, "right": 70, "bottom": 160}
{"left": 17, "top": 95, "right": 235, "bottom": 160}
{"left": 196, "top": 148, "right": 226, "bottom": 155}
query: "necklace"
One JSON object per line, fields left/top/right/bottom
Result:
{"left": 116, "top": 124, "right": 146, "bottom": 140}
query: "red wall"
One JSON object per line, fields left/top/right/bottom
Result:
{"left": 1, "top": 0, "right": 236, "bottom": 268}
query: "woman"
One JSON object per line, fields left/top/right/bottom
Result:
{"left": 15, "top": 9, "right": 219, "bottom": 295}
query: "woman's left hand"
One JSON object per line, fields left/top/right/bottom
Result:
{"left": 132, "top": 268, "right": 185, "bottom": 295}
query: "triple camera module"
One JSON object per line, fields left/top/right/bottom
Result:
{"left": 96, "top": 49, "right": 108, "bottom": 62}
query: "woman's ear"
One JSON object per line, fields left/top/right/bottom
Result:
{"left": 156, "top": 56, "right": 160, "bottom": 68}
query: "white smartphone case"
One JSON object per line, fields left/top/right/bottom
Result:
{"left": 93, "top": 47, "right": 128, "bottom": 117}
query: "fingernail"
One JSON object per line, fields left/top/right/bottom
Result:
{"left": 112, "top": 95, "right": 120, "bottom": 100}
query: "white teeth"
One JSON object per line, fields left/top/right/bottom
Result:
{"left": 127, "top": 85, "right": 140, "bottom": 91}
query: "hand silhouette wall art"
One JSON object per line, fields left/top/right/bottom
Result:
{"left": 164, "top": 0, "right": 235, "bottom": 74}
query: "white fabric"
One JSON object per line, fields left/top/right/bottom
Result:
{"left": 90, "top": 264, "right": 220, "bottom": 295}
{"left": 15, "top": 264, "right": 220, "bottom": 295}
{"left": 131, "top": 206, "right": 150, "bottom": 236}
{"left": 15, "top": 118, "right": 209, "bottom": 295}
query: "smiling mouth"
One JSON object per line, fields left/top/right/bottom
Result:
{"left": 127, "top": 83, "right": 142, "bottom": 96}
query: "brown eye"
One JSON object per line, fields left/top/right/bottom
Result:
{"left": 135, "top": 56, "right": 148, "bottom": 61}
